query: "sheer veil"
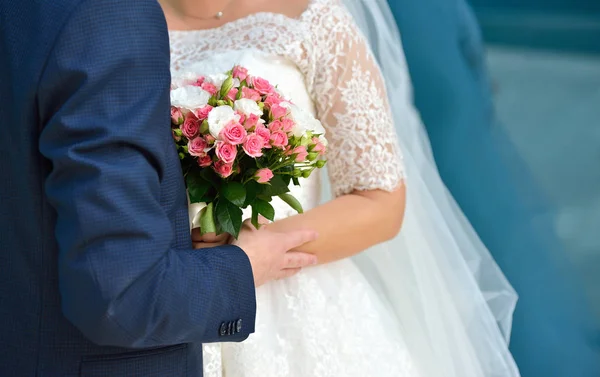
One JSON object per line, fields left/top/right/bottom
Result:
{"left": 332, "top": 0, "right": 521, "bottom": 375}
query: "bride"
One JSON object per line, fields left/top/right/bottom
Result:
{"left": 161, "top": 0, "right": 521, "bottom": 376}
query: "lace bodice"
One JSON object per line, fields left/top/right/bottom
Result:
{"left": 170, "top": 0, "right": 405, "bottom": 200}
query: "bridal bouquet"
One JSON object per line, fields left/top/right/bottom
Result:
{"left": 170, "top": 65, "right": 327, "bottom": 238}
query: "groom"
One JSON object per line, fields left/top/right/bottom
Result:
{"left": 387, "top": 0, "right": 600, "bottom": 376}
{"left": 0, "top": 1, "right": 317, "bottom": 376}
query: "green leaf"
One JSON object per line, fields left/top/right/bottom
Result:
{"left": 261, "top": 175, "right": 289, "bottom": 197}
{"left": 199, "top": 202, "right": 217, "bottom": 235}
{"left": 220, "top": 76, "right": 234, "bottom": 98}
{"left": 222, "top": 181, "right": 246, "bottom": 207}
{"left": 186, "top": 173, "right": 211, "bottom": 203}
{"left": 215, "top": 199, "right": 243, "bottom": 238}
{"left": 251, "top": 206, "right": 260, "bottom": 229}
{"left": 200, "top": 168, "right": 220, "bottom": 188}
{"left": 257, "top": 194, "right": 273, "bottom": 202}
{"left": 243, "top": 180, "right": 260, "bottom": 207}
{"left": 279, "top": 193, "right": 304, "bottom": 214}
{"left": 252, "top": 198, "right": 275, "bottom": 221}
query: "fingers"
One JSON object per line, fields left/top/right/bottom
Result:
{"left": 191, "top": 228, "right": 203, "bottom": 242}
{"left": 281, "top": 251, "right": 318, "bottom": 269}
{"left": 241, "top": 218, "right": 258, "bottom": 231}
{"left": 281, "top": 229, "right": 319, "bottom": 251}
{"left": 191, "top": 228, "right": 230, "bottom": 243}
{"left": 193, "top": 242, "right": 227, "bottom": 249}
{"left": 275, "top": 267, "right": 302, "bottom": 280}
{"left": 202, "top": 232, "right": 229, "bottom": 243}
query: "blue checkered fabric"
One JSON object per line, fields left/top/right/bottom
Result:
{"left": 0, "top": 1, "right": 256, "bottom": 376}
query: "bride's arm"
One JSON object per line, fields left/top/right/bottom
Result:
{"left": 268, "top": 188, "right": 405, "bottom": 264}
{"left": 267, "top": 1, "right": 407, "bottom": 264}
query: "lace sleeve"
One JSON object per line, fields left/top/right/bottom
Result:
{"left": 306, "top": 0, "right": 405, "bottom": 197}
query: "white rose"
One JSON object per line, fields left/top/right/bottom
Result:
{"left": 207, "top": 105, "right": 241, "bottom": 138}
{"left": 170, "top": 86, "right": 211, "bottom": 111}
{"left": 205, "top": 73, "right": 229, "bottom": 89}
{"left": 171, "top": 71, "right": 199, "bottom": 88}
{"left": 281, "top": 102, "right": 326, "bottom": 138}
{"left": 274, "top": 87, "right": 290, "bottom": 101}
{"left": 234, "top": 98, "right": 263, "bottom": 118}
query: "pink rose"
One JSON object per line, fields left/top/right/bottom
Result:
{"left": 263, "top": 94, "right": 282, "bottom": 109}
{"left": 188, "top": 137, "right": 208, "bottom": 157}
{"left": 220, "top": 121, "right": 247, "bottom": 145}
{"left": 270, "top": 104, "right": 287, "bottom": 119}
{"left": 226, "top": 88, "right": 238, "bottom": 101}
{"left": 268, "top": 120, "right": 283, "bottom": 132}
{"left": 215, "top": 141, "right": 237, "bottom": 164}
{"left": 243, "top": 133, "right": 264, "bottom": 158}
{"left": 255, "top": 168, "right": 274, "bottom": 184}
{"left": 236, "top": 111, "right": 246, "bottom": 125}
{"left": 180, "top": 114, "right": 200, "bottom": 139}
{"left": 292, "top": 145, "right": 308, "bottom": 162}
{"left": 232, "top": 65, "right": 248, "bottom": 81}
{"left": 250, "top": 76, "right": 274, "bottom": 95}
{"left": 269, "top": 130, "right": 288, "bottom": 149}
{"left": 243, "top": 114, "right": 260, "bottom": 130}
{"left": 201, "top": 82, "right": 218, "bottom": 96}
{"left": 213, "top": 160, "right": 233, "bottom": 178}
{"left": 198, "top": 154, "right": 213, "bottom": 167}
{"left": 281, "top": 118, "right": 295, "bottom": 133}
{"left": 311, "top": 137, "right": 326, "bottom": 155}
{"left": 254, "top": 124, "right": 271, "bottom": 147}
{"left": 195, "top": 76, "right": 206, "bottom": 86}
{"left": 241, "top": 87, "right": 261, "bottom": 101}
{"left": 194, "top": 105, "right": 213, "bottom": 121}
{"left": 171, "top": 107, "right": 184, "bottom": 125}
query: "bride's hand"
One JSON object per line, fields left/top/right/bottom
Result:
{"left": 191, "top": 228, "right": 231, "bottom": 249}
{"left": 192, "top": 216, "right": 271, "bottom": 249}
{"left": 192, "top": 216, "right": 270, "bottom": 249}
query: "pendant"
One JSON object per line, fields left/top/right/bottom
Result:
{"left": 215, "top": 11, "right": 223, "bottom": 19}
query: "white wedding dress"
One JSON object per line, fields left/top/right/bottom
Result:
{"left": 170, "top": 0, "right": 521, "bottom": 376}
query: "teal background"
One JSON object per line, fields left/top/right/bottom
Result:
{"left": 469, "top": 0, "right": 600, "bottom": 53}
{"left": 469, "top": 0, "right": 600, "bottom": 323}
{"left": 386, "top": 0, "right": 600, "bottom": 374}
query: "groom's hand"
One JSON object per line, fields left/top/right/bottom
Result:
{"left": 234, "top": 220, "right": 318, "bottom": 287}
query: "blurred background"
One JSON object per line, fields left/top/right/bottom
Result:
{"left": 470, "top": 0, "right": 600, "bottom": 319}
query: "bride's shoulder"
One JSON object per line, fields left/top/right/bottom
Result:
{"left": 304, "top": 0, "right": 356, "bottom": 24}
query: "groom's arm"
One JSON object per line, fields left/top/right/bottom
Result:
{"left": 37, "top": 0, "right": 256, "bottom": 348}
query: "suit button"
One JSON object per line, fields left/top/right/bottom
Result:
{"left": 219, "top": 322, "right": 228, "bottom": 337}
{"left": 227, "top": 321, "right": 235, "bottom": 335}
{"left": 235, "top": 319, "right": 243, "bottom": 333}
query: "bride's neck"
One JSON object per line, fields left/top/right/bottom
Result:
{"left": 159, "top": 0, "right": 309, "bottom": 31}
{"left": 159, "top": 0, "right": 238, "bottom": 30}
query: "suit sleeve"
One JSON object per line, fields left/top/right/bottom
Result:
{"left": 37, "top": 0, "right": 256, "bottom": 348}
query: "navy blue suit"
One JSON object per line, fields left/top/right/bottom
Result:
{"left": 387, "top": 0, "right": 600, "bottom": 376}
{"left": 0, "top": 1, "right": 256, "bottom": 376}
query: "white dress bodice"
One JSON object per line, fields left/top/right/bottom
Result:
{"left": 169, "top": 1, "right": 415, "bottom": 376}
